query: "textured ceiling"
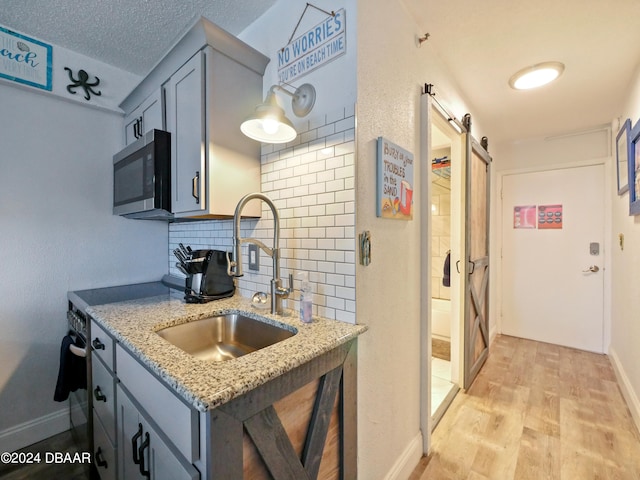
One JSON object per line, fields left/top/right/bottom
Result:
{"left": 2, "top": 1, "right": 640, "bottom": 144}
{"left": 404, "top": 0, "right": 640, "bottom": 144}
{"left": 0, "top": 0, "right": 277, "bottom": 76}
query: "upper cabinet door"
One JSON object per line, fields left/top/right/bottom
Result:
{"left": 123, "top": 89, "right": 164, "bottom": 146}
{"left": 165, "top": 52, "right": 206, "bottom": 215}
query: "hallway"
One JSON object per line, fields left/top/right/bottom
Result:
{"left": 411, "top": 335, "right": 640, "bottom": 479}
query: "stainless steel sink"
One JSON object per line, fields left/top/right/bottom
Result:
{"left": 156, "top": 313, "right": 295, "bottom": 361}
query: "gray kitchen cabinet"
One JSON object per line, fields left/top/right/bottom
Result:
{"left": 164, "top": 45, "right": 264, "bottom": 218}
{"left": 123, "top": 89, "right": 164, "bottom": 146}
{"left": 117, "top": 384, "right": 199, "bottom": 480}
{"left": 91, "top": 318, "right": 200, "bottom": 480}
{"left": 91, "top": 320, "right": 118, "bottom": 479}
{"left": 164, "top": 51, "right": 205, "bottom": 215}
{"left": 119, "top": 18, "right": 269, "bottom": 220}
{"left": 94, "top": 410, "right": 117, "bottom": 480}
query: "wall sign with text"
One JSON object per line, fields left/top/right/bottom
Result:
{"left": 277, "top": 8, "right": 346, "bottom": 84}
{"left": 0, "top": 26, "right": 52, "bottom": 91}
{"left": 376, "top": 137, "right": 414, "bottom": 220}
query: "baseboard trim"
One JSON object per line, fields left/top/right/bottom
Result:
{"left": 0, "top": 407, "right": 70, "bottom": 453}
{"left": 384, "top": 432, "right": 424, "bottom": 480}
{"left": 609, "top": 347, "right": 640, "bottom": 434}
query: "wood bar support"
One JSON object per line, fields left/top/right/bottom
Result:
{"left": 206, "top": 339, "right": 358, "bottom": 480}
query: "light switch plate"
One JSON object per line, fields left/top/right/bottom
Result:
{"left": 248, "top": 244, "right": 259, "bottom": 271}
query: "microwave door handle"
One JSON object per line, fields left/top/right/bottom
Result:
{"left": 192, "top": 171, "right": 200, "bottom": 204}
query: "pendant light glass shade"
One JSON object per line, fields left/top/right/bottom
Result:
{"left": 240, "top": 84, "right": 316, "bottom": 144}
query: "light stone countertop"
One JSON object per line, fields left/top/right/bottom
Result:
{"left": 87, "top": 292, "right": 367, "bottom": 412}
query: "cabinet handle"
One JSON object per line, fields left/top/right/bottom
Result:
{"left": 92, "top": 338, "right": 105, "bottom": 350}
{"left": 139, "top": 432, "right": 151, "bottom": 479}
{"left": 132, "top": 423, "right": 143, "bottom": 465}
{"left": 95, "top": 447, "right": 108, "bottom": 468}
{"left": 192, "top": 171, "right": 200, "bottom": 204}
{"left": 93, "top": 386, "right": 107, "bottom": 402}
{"left": 134, "top": 117, "right": 143, "bottom": 139}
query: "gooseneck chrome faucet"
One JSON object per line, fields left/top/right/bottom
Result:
{"left": 227, "top": 193, "right": 293, "bottom": 315}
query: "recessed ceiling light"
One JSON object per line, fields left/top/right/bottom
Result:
{"left": 509, "top": 62, "right": 565, "bottom": 90}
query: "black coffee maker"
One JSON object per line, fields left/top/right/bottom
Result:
{"left": 174, "top": 246, "right": 235, "bottom": 303}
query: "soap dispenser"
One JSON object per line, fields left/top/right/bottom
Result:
{"left": 298, "top": 272, "right": 313, "bottom": 323}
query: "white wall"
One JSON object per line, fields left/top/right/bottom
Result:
{"left": 609, "top": 63, "right": 640, "bottom": 430}
{"left": 0, "top": 82, "right": 168, "bottom": 452}
{"left": 355, "top": 0, "right": 489, "bottom": 478}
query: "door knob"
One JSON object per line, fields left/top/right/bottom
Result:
{"left": 582, "top": 265, "right": 599, "bottom": 273}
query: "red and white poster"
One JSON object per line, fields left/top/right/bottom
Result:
{"left": 538, "top": 204, "right": 563, "bottom": 229}
{"left": 513, "top": 205, "right": 537, "bottom": 229}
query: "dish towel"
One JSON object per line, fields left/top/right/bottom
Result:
{"left": 442, "top": 252, "right": 451, "bottom": 287}
{"left": 54, "top": 335, "right": 87, "bottom": 402}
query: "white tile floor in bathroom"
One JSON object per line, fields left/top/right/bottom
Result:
{"left": 431, "top": 357, "right": 456, "bottom": 416}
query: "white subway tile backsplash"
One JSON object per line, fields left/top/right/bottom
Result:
{"left": 169, "top": 107, "right": 357, "bottom": 323}
{"left": 317, "top": 239, "right": 335, "bottom": 250}
{"left": 326, "top": 179, "right": 345, "bottom": 192}
{"left": 326, "top": 108, "right": 346, "bottom": 124}
{"left": 335, "top": 117, "right": 355, "bottom": 132}
{"left": 335, "top": 141, "right": 355, "bottom": 156}
{"left": 317, "top": 123, "right": 335, "bottom": 138}
{"left": 326, "top": 131, "right": 345, "bottom": 147}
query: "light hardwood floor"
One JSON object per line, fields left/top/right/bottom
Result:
{"left": 410, "top": 334, "right": 640, "bottom": 480}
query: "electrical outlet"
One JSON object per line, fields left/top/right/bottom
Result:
{"left": 248, "top": 244, "right": 259, "bottom": 271}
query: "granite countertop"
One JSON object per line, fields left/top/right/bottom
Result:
{"left": 87, "top": 292, "right": 367, "bottom": 412}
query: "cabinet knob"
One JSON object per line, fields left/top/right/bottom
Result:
{"left": 92, "top": 338, "right": 105, "bottom": 350}
{"left": 95, "top": 447, "right": 108, "bottom": 468}
{"left": 93, "top": 386, "right": 107, "bottom": 402}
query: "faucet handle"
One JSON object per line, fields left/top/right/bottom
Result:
{"left": 275, "top": 273, "right": 294, "bottom": 298}
{"left": 226, "top": 251, "right": 237, "bottom": 277}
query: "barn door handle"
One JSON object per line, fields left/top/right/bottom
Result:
{"left": 468, "top": 260, "right": 476, "bottom": 275}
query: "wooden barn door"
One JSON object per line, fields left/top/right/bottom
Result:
{"left": 462, "top": 120, "right": 492, "bottom": 390}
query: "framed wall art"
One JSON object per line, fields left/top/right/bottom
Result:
{"left": 0, "top": 26, "right": 52, "bottom": 91}
{"left": 616, "top": 118, "right": 631, "bottom": 195}
{"left": 376, "top": 137, "right": 414, "bottom": 220}
{"left": 628, "top": 119, "right": 640, "bottom": 215}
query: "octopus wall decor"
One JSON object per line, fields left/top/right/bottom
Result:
{"left": 64, "top": 67, "right": 102, "bottom": 101}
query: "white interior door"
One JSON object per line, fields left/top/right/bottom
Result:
{"left": 501, "top": 164, "right": 605, "bottom": 353}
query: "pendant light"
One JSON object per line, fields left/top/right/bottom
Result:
{"left": 241, "top": 83, "right": 316, "bottom": 144}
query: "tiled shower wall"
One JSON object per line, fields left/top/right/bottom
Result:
{"left": 431, "top": 147, "right": 451, "bottom": 300}
{"left": 169, "top": 105, "right": 356, "bottom": 323}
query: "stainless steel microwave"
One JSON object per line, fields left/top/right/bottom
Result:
{"left": 113, "top": 129, "right": 172, "bottom": 219}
